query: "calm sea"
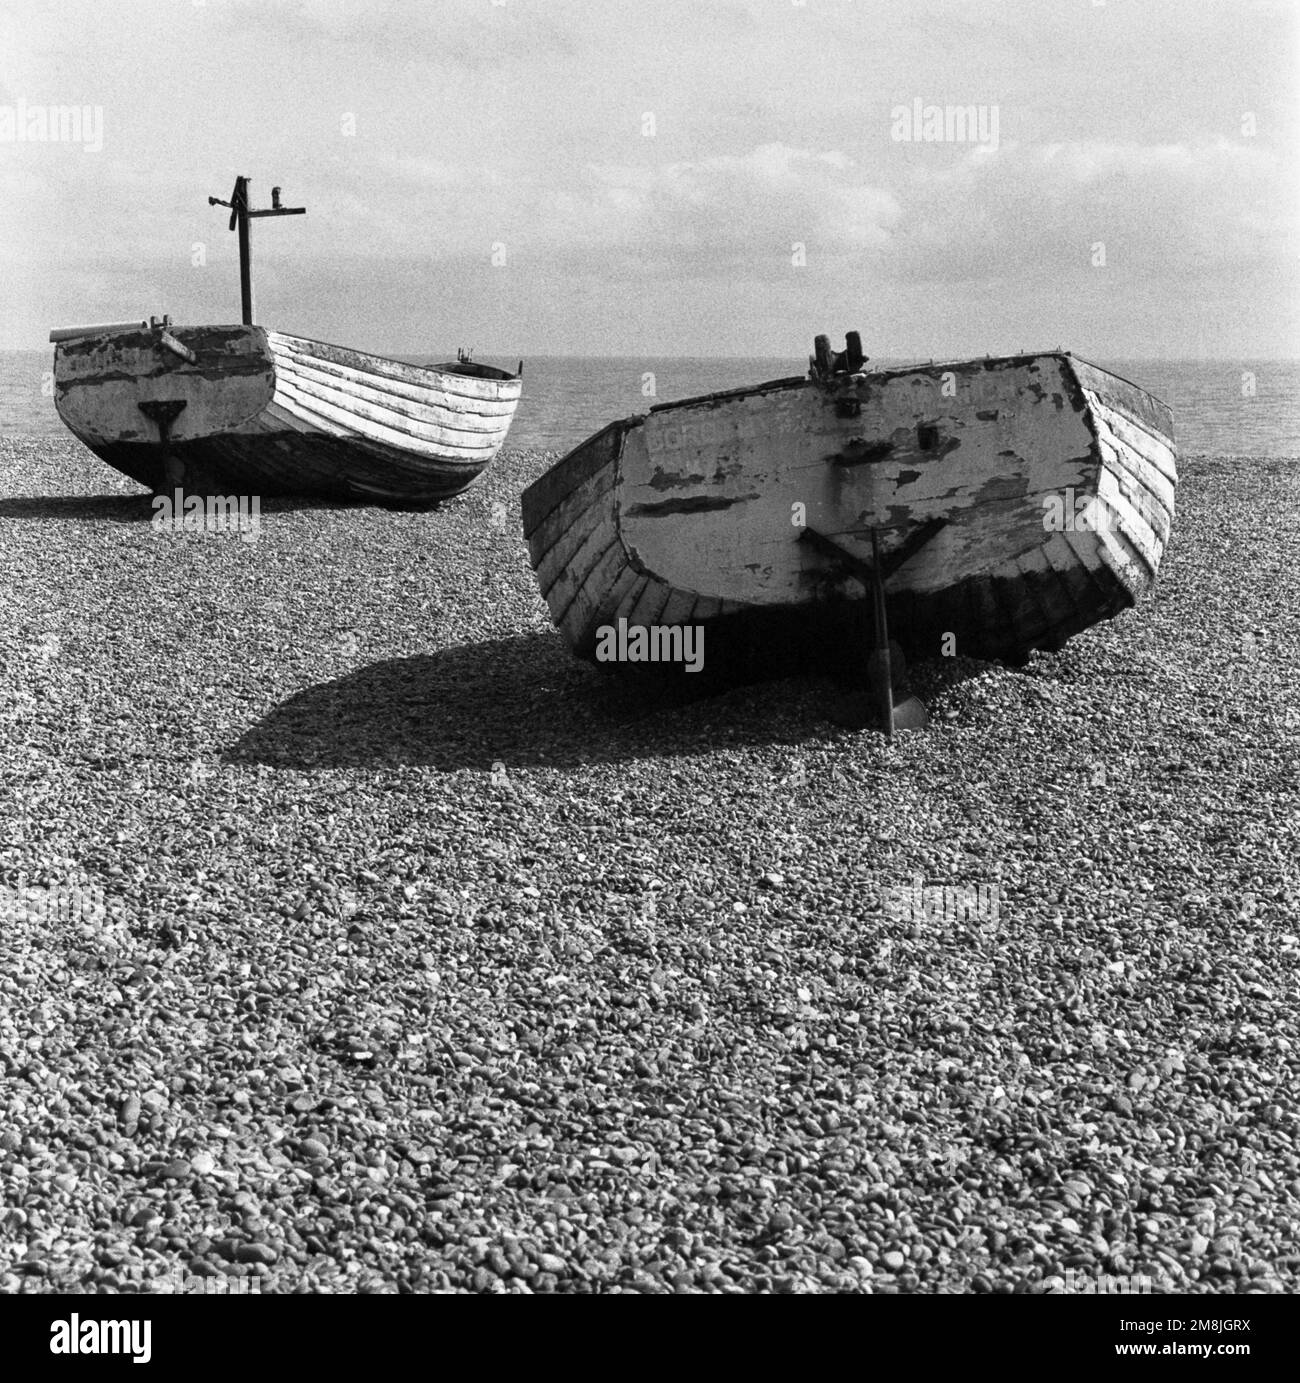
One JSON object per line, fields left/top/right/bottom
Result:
{"left": 3, "top": 349, "right": 1296, "bottom": 458}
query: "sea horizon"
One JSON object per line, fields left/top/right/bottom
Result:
{"left": 6, "top": 350, "right": 1297, "bottom": 457}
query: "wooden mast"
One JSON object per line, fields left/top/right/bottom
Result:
{"left": 208, "top": 177, "right": 306, "bottom": 326}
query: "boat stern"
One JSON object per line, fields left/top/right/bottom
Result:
{"left": 51, "top": 322, "right": 275, "bottom": 447}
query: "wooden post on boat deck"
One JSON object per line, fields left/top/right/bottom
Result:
{"left": 235, "top": 180, "right": 253, "bottom": 324}
{"left": 208, "top": 177, "right": 306, "bottom": 326}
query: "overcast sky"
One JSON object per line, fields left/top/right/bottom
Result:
{"left": 1, "top": 0, "right": 1295, "bottom": 357}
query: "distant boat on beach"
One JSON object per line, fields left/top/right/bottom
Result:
{"left": 522, "top": 333, "right": 1177, "bottom": 682}
{"left": 48, "top": 177, "right": 522, "bottom": 504}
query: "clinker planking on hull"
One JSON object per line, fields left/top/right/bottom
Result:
{"left": 49, "top": 175, "right": 522, "bottom": 504}
{"left": 522, "top": 341, "right": 1176, "bottom": 680}
{"left": 52, "top": 323, "right": 522, "bottom": 503}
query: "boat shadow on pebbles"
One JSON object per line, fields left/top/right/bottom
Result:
{"left": 0, "top": 492, "right": 466, "bottom": 520}
{"left": 225, "top": 632, "right": 1009, "bottom": 772}
{"left": 0, "top": 494, "right": 158, "bottom": 522}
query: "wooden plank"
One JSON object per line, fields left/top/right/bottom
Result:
{"left": 270, "top": 332, "right": 519, "bottom": 400}
{"left": 624, "top": 575, "right": 675, "bottom": 630}
{"left": 1095, "top": 523, "right": 1156, "bottom": 593}
{"left": 1094, "top": 426, "right": 1177, "bottom": 515}
{"left": 798, "top": 527, "right": 875, "bottom": 584}
{"left": 1002, "top": 557, "right": 1055, "bottom": 649}
{"left": 608, "top": 572, "right": 651, "bottom": 625}
{"left": 965, "top": 568, "right": 1011, "bottom": 650}
{"left": 1011, "top": 543, "right": 1066, "bottom": 640}
{"left": 274, "top": 357, "right": 515, "bottom": 432}
{"left": 521, "top": 421, "right": 626, "bottom": 538}
{"left": 1081, "top": 386, "right": 1179, "bottom": 487}
{"left": 557, "top": 539, "right": 634, "bottom": 640}
{"left": 535, "top": 511, "right": 616, "bottom": 596}
{"left": 269, "top": 338, "right": 520, "bottom": 416}
{"left": 570, "top": 565, "right": 646, "bottom": 652}
{"left": 259, "top": 399, "right": 331, "bottom": 435}
{"left": 273, "top": 378, "right": 500, "bottom": 457}
{"left": 236, "top": 176, "right": 253, "bottom": 324}
{"left": 1057, "top": 529, "right": 1119, "bottom": 612}
{"left": 688, "top": 595, "right": 726, "bottom": 622}
{"left": 1069, "top": 357, "right": 1175, "bottom": 449}
{"left": 1095, "top": 440, "right": 1174, "bottom": 546}
{"left": 50, "top": 320, "right": 149, "bottom": 342}
{"left": 1095, "top": 470, "right": 1164, "bottom": 573}
{"left": 273, "top": 368, "right": 511, "bottom": 447}
{"left": 1038, "top": 532, "right": 1088, "bottom": 624}
{"left": 648, "top": 374, "right": 811, "bottom": 417}
{"left": 656, "top": 587, "right": 700, "bottom": 627}
{"left": 525, "top": 463, "right": 618, "bottom": 566}
{"left": 980, "top": 559, "right": 1031, "bottom": 654}
{"left": 549, "top": 527, "right": 623, "bottom": 622}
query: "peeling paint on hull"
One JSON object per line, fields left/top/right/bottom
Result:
{"left": 52, "top": 324, "right": 522, "bottom": 503}
{"left": 521, "top": 352, "right": 1177, "bottom": 673}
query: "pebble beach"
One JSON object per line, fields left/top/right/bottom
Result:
{"left": 1, "top": 436, "right": 1297, "bottom": 1295}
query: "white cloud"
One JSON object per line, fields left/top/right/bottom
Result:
{"left": 4, "top": 0, "right": 1296, "bottom": 354}
{"left": 888, "top": 138, "right": 1296, "bottom": 282}
{"left": 520, "top": 143, "right": 900, "bottom": 266}
{"left": 290, "top": 142, "right": 902, "bottom": 274}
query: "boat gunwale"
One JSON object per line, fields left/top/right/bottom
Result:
{"left": 270, "top": 357, "right": 518, "bottom": 436}
{"left": 638, "top": 350, "right": 1174, "bottom": 429}
{"left": 1066, "top": 353, "right": 1174, "bottom": 415}
{"left": 520, "top": 417, "right": 628, "bottom": 529}
{"left": 54, "top": 322, "right": 521, "bottom": 387}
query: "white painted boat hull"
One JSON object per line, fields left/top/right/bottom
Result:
{"left": 51, "top": 324, "right": 522, "bottom": 503}
{"left": 522, "top": 352, "right": 1176, "bottom": 673}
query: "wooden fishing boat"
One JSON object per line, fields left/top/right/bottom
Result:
{"left": 51, "top": 323, "right": 522, "bottom": 503}
{"left": 522, "top": 335, "right": 1176, "bottom": 686}
{"left": 49, "top": 177, "right": 522, "bottom": 504}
